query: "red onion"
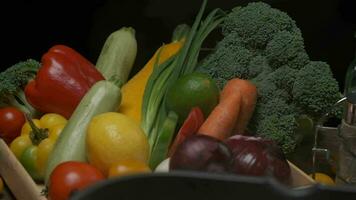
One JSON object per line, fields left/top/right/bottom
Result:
{"left": 225, "top": 135, "right": 291, "bottom": 183}
{"left": 170, "top": 135, "right": 232, "bottom": 173}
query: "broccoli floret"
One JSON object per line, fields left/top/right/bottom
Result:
{"left": 197, "top": 33, "right": 253, "bottom": 89}
{"left": 256, "top": 114, "right": 298, "bottom": 154}
{"left": 287, "top": 52, "right": 310, "bottom": 70}
{"left": 292, "top": 61, "right": 341, "bottom": 118}
{"left": 251, "top": 97, "right": 298, "bottom": 124}
{"left": 253, "top": 79, "right": 290, "bottom": 104}
{"left": 268, "top": 65, "right": 299, "bottom": 94}
{"left": 0, "top": 59, "right": 40, "bottom": 116}
{"left": 247, "top": 55, "right": 271, "bottom": 79}
{"left": 223, "top": 2, "right": 301, "bottom": 50}
{"left": 265, "top": 31, "right": 306, "bottom": 69}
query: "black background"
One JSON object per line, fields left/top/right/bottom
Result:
{"left": 0, "top": 0, "right": 355, "bottom": 90}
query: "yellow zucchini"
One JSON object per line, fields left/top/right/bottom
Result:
{"left": 118, "top": 40, "right": 183, "bottom": 124}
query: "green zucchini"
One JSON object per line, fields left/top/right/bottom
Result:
{"left": 96, "top": 27, "right": 137, "bottom": 86}
{"left": 44, "top": 80, "right": 121, "bottom": 184}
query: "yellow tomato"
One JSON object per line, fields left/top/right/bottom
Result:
{"left": 108, "top": 160, "right": 151, "bottom": 178}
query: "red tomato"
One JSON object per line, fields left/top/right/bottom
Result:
{"left": 48, "top": 161, "right": 105, "bottom": 200}
{"left": 168, "top": 107, "right": 205, "bottom": 156}
{"left": 0, "top": 107, "right": 25, "bottom": 143}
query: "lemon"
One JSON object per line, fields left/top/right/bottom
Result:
{"left": 309, "top": 173, "right": 335, "bottom": 185}
{"left": 86, "top": 112, "right": 150, "bottom": 175}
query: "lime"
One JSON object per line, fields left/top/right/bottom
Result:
{"left": 166, "top": 72, "right": 220, "bottom": 124}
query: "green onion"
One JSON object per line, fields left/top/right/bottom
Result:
{"left": 141, "top": 0, "right": 225, "bottom": 168}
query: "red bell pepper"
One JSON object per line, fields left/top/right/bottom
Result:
{"left": 168, "top": 107, "right": 205, "bottom": 156}
{"left": 25, "top": 45, "right": 105, "bottom": 119}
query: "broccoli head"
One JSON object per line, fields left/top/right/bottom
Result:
{"left": 222, "top": 2, "right": 301, "bottom": 50}
{"left": 0, "top": 59, "right": 41, "bottom": 116}
{"left": 196, "top": 2, "right": 342, "bottom": 154}
{"left": 292, "top": 61, "right": 341, "bottom": 118}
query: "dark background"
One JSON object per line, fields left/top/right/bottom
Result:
{"left": 0, "top": 0, "right": 355, "bottom": 90}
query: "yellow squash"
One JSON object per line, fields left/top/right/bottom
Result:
{"left": 118, "top": 40, "right": 183, "bottom": 124}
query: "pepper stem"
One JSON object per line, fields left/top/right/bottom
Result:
{"left": 25, "top": 114, "right": 49, "bottom": 146}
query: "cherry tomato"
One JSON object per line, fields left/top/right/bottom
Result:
{"left": 108, "top": 160, "right": 151, "bottom": 178}
{"left": 0, "top": 107, "right": 25, "bottom": 143}
{"left": 48, "top": 161, "right": 105, "bottom": 200}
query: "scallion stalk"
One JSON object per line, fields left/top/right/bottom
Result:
{"left": 141, "top": 0, "right": 225, "bottom": 168}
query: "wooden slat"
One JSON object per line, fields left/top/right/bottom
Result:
{"left": 289, "top": 161, "right": 315, "bottom": 188}
{"left": 0, "top": 139, "right": 46, "bottom": 200}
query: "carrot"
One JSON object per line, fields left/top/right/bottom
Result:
{"left": 198, "top": 78, "right": 257, "bottom": 140}
{"left": 220, "top": 78, "right": 257, "bottom": 134}
{"left": 198, "top": 84, "right": 242, "bottom": 140}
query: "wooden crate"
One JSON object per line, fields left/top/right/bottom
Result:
{"left": 0, "top": 139, "right": 315, "bottom": 200}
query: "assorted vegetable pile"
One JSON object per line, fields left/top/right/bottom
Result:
{"left": 0, "top": 0, "right": 343, "bottom": 199}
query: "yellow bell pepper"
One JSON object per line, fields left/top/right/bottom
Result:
{"left": 10, "top": 113, "right": 67, "bottom": 180}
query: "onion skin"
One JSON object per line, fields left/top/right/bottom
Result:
{"left": 225, "top": 135, "right": 291, "bottom": 184}
{"left": 170, "top": 135, "right": 232, "bottom": 173}
{"left": 229, "top": 139, "right": 269, "bottom": 176}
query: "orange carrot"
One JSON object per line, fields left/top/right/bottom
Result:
{"left": 198, "top": 78, "right": 257, "bottom": 140}
{"left": 220, "top": 78, "right": 257, "bottom": 134}
{"left": 198, "top": 83, "right": 242, "bottom": 140}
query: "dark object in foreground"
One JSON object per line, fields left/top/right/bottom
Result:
{"left": 70, "top": 172, "right": 356, "bottom": 200}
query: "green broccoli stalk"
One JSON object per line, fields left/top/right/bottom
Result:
{"left": 0, "top": 59, "right": 41, "bottom": 117}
